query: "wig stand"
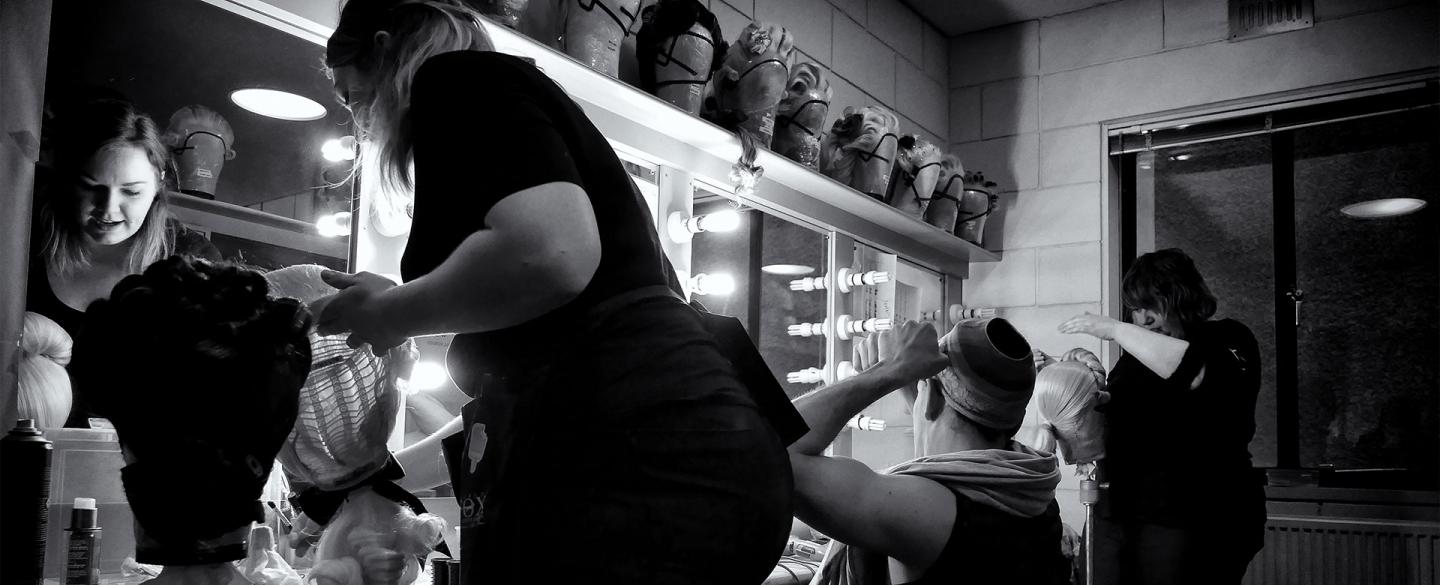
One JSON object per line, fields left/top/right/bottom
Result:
{"left": 1079, "top": 474, "right": 1101, "bottom": 584}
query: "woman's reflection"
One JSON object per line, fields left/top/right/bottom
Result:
{"left": 25, "top": 98, "right": 214, "bottom": 427}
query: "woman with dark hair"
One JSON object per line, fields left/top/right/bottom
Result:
{"left": 310, "top": 1, "right": 793, "bottom": 583}
{"left": 1059, "top": 248, "right": 1264, "bottom": 585}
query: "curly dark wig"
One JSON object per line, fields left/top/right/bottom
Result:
{"left": 72, "top": 256, "right": 311, "bottom": 561}
{"left": 636, "top": 0, "right": 727, "bottom": 93}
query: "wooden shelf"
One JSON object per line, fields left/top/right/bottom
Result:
{"left": 478, "top": 18, "right": 999, "bottom": 276}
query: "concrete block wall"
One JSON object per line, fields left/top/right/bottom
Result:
{"left": 949, "top": 0, "right": 1439, "bottom": 529}
{"left": 709, "top": 0, "right": 951, "bottom": 146}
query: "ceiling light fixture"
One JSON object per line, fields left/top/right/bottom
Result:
{"left": 1340, "top": 197, "right": 1427, "bottom": 219}
{"left": 761, "top": 264, "right": 815, "bottom": 276}
{"left": 1169, "top": 153, "right": 1193, "bottom": 161}
{"left": 230, "top": 88, "right": 327, "bottom": 121}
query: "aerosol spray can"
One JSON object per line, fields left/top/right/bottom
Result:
{"left": 1, "top": 419, "right": 54, "bottom": 585}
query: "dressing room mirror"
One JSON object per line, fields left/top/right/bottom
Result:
{"left": 38, "top": 0, "right": 353, "bottom": 271}
{"left": 22, "top": 0, "right": 354, "bottom": 431}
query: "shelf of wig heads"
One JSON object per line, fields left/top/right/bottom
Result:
{"left": 466, "top": 3, "right": 999, "bottom": 275}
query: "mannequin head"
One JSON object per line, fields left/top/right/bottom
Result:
{"left": 164, "top": 105, "right": 235, "bottom": 199}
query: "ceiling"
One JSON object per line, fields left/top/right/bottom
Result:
{"left": 45, "top": 0, "right": 352, "bottom": 210}
{"left": 904, "top": 0, "right": 1121, "bottom": 36}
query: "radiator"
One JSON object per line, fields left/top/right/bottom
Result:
{"left": 1243, "top": 516, "right": 1440, "bottom": 585}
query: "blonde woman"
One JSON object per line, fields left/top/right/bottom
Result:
{"left": 311, "top": 1, "right": 792, "bottom": 582}
{"left": 27, "top": 98, "right": 174, "bottom": 426}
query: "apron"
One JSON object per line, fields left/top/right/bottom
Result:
{"left": 439, "top": 286, "right": 801, "bottom": 583}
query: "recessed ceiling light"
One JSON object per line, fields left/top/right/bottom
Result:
{"left": 1169, "top": 153, "right": 1193, "bottom": 161}
{"left": 761, "top": 264, "right": 815, "bottom": 276}
{"left": 230, "top": 88, "right": 326, "bottom": 121}
{"left": 1340, "top": 198, "right": 1427, "bottom": 219}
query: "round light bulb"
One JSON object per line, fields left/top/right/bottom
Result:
{"left": 408, "top": 361, "right": 449, "bottom": 391}
{"left": 321, "top": 136, "right": 357, "bottom": 162}
{"left": 696, "top": 209, "right": 742, "bottom": 233}
{"left": 315, "top": 211, "right": 352, "bottom": 237}
{"left": 691, "top": 272, "right": 735, "bottom": 296}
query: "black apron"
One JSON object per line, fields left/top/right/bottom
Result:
{"left": 440, "top": 287, "right": 802, "bottom": 583}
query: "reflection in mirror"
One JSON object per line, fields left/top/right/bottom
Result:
{"left": 690, "top": 195, "right": 829, "bottom": 399}
{"left": 22, "top": 0, "right": 353, "bottom": 435}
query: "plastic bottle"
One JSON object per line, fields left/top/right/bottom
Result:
{"left": 64, "top": 497, "right": 101, "bottom": 585}
{"left": 0, "top": 419, "right": 54, "bottom": 585}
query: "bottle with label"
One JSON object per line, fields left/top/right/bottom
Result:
{"left": 0, "top": 419, "right": 54, "bottom": 585}
{"left": 65, "top": 497, "right": 101, "bottom": 585}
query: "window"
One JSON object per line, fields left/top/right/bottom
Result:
{"left": 1113, "top": 83, "right": 1439, "bottom": 488}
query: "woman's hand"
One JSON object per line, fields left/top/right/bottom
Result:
{"left": 312, "top": 271, "right": 405, "bottom": 352}
{"left": 1059, "top": 312, "right": 1123, "bottom": 341}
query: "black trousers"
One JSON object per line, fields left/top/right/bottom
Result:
{"left": 1093, "top": 514, "right": 1264, "bottom": 585}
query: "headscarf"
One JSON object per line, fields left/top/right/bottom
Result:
{"left": 936, "top": 318, "right": 1036, "bottom": 430}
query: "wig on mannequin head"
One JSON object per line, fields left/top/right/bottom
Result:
{"left": 771, "top": 62, "right": 832, "bottom": 168}
{"left": 705, "top": 21, "right": 794, "bottom": 145}
{"left": 636, "top": 0, "right": 726, "bottom": 114}
{"left": 1033, "top": 349, "right": 1107, "bottom": 474}
{"left": 163, "top": 105, "right": 236, "bottom": 199}
{"left": 16, "top": 312, "right": 73, "bottom": 429}
{"left": 885, "top": 135, "right": 943, "bottom": 218}
{"left": 72, "top": 256, "right": 310, "bottom": 565}
{"left": 922, "top": 154, "right": 964, "bottom": 232}
{"left": 265, "top": 265, "right": 443, "bottom": 585}
{"left": 819, "top": 105, "right": 900, "bottom": 198}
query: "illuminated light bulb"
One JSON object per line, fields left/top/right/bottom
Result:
{"left": 787, "top": 367, "right": 824, "bottom": 385}
{"left": 315, "top": 211, "right": 352, "bottom": 237}
{"left": 230, "top": 88, "right": 326, "bottom": 121}
{"left": 689, "top": 273, "right": 735, "bottom": 296}
{"left": 321, "top": 136, "right": 358, "bottom": 162}
{"left": 847, "top": 415, "right": 886, "bottom": 432}
{"left": 667, "top": 210, "right": 742, "bottom": 243}
{"left": 408, "top": 361, "right": 449, "bottom": 392}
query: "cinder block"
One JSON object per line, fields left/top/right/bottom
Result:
{"left": 756, "top": 0, "right": 833, "bottom": 63}
{"left": 994, "top": 183, "right": 1102, "bottom": 250}
{"left": 1039, "top": 3, "right": 1439, "bottom": 129}
{"left": 1036, "top": 243, "right": 1102, "bottom": 305}
{"left": 896, "top": 56, "right": 948, "bottom": 138}
{"left": 995, "top": 302, "right": 1104, "bottom": 359}
{"left": 715, "top": 0, "right": 753, "bottom": 18}
{"left": 964, "top": 248, "right": 1037, "bottom": 308}
{"left": 1164, "top": 0, "right": 1227, "bottom": 49}
{"left": 711, "top": 0, "right": 755, "bottom": 47}
{"left": 828, "top": 0, "right": 867, "bottom": 26}
{"left": 954, "top": 132, "right": 1040, "bottom": 191}
{"left": 923, "top": 23, "right": 948, "bottom": 82}
{"left": 1040, "top": 125, "right": 1102, "bottom": 186}
{"left": 1039, "top": 0, "right": 1163, "bottom": 73}
{"left": 948, "top": 86, "right": 982, "bottom": 144}
{"left": 833, "top": 9, "right": 898, "bottom": 104}
{"left": 949, "top": 20, "right": 1039, "bottom": 87}
{"left": 981, "top": 76, "right": 1038, "bottom": 138}
{"left": 867, "top": 0, "right": 924, "bottom": 60}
